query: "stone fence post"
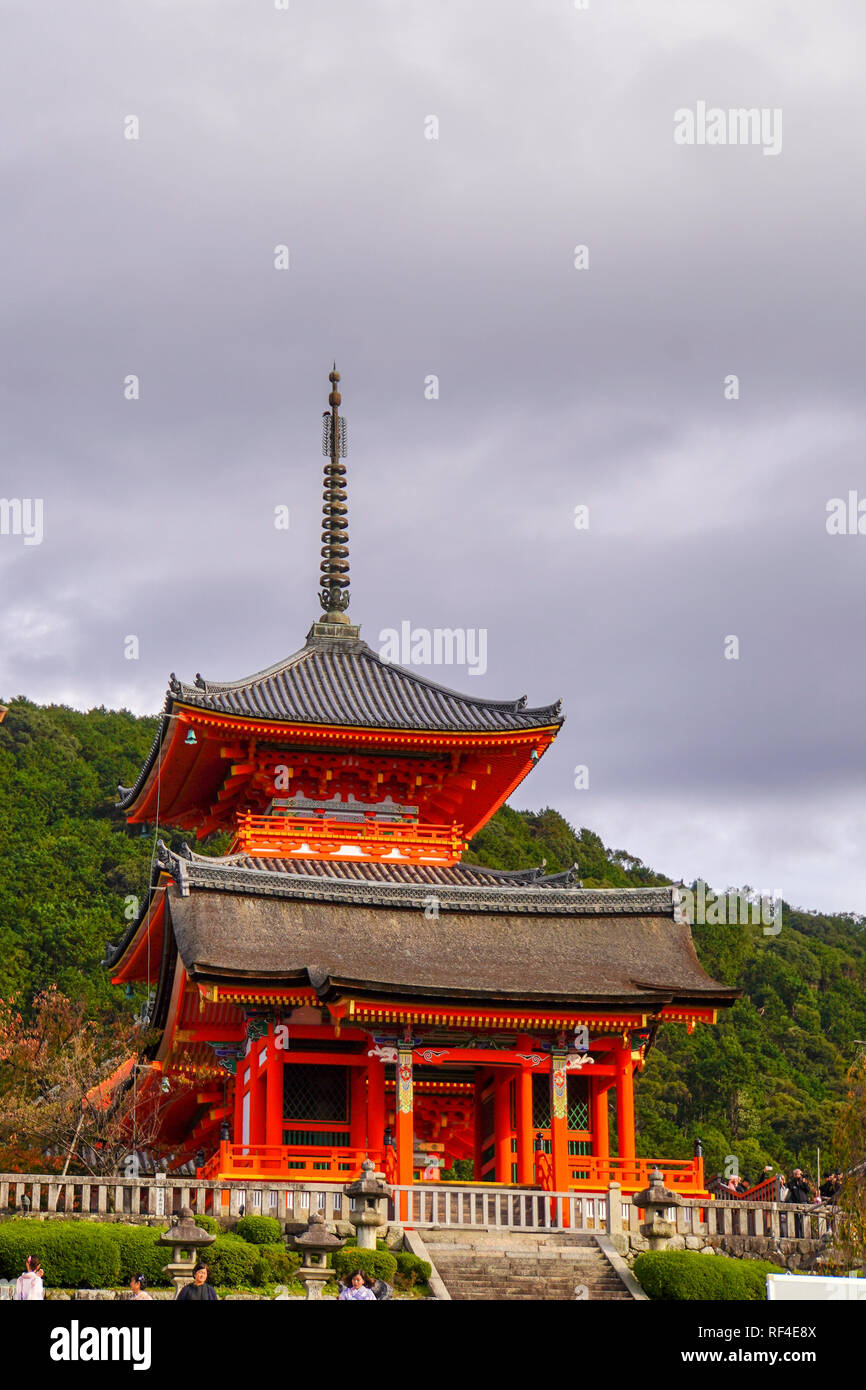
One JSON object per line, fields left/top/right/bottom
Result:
{"left": 607, "top": 1182, "right": 626, "bottom": 1254}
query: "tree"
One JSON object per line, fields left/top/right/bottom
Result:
{"left": 0, "top": 986, "right": 186, "bottom": 1176}
{"left": 831, "top": 1053, "right": 866, "bottom": 1271}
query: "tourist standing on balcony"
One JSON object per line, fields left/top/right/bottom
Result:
{"left": 787, "top": 1169, "right": 814, "bottom": 1238}
{"left": 13, "top": 1255, "right": 44, "bottom": 1299}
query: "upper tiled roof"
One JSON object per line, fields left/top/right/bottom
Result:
{"left": 166, "top": 635, "right": 562, "bottom": 734}
{"left": 155, "top": 842, "right": 671, "bottom": 916}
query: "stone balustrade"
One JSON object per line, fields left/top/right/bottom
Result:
{"left": 0, "top": 1172, "right": 351, "bottom": 1225}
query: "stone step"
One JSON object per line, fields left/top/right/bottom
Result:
{"left": 428, "top": 1251, "right": 603, "bottom": 1262}
{"left": 442, "top": 1277, "right": 623, "bottom": 1290}
{"left": 422, "top": 1228, "right": 597, "bottom": 1246}
{"left": 420, "top": 1229, "right": 638, "bottom": 1302}
{"left": 430, "top": 1262, "right": 606, "bottom": 1273}
{"left": 450, "top": 1290, "right": 633, "bottom": 1301}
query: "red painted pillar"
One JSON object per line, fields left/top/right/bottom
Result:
{"left": 350, "top": 1066, "right": 367, "bottom": 1150}
{"left": 516, "top": 1066, "right": 534, "bottom": 1184}
{"left": 233, "top": 1071, "right": 244, "bottom": 1145}
{"left": 265, "top": 1027, "right": 283, "bottom": 1146}
{"left": 493, "top": 1071, "right": 513, "bottom": 1184}
{"left": 395, "top": 1046, "right": 414, "bottom": 1188}
{"left": 550, "top": 1053, "right": 570, "bottom": 1194}
{"left": 249, "top": 1046, "right": 267, "bottom": 1146}
{"left": 367, "top": 1054, "right": 385, "bottom": 1154}
{"left": 615, "top": 1041, "right": 636, "bottom": 1174}
{"left": 473, "top": 1071, "right": 487, "bottom": 1181}
{"left": 592, "top": 1076, "right": 611, "bottom": 1167}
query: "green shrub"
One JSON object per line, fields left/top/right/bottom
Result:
{"left": 203, "top": 1234, "right": 260, "bottom": 1288}
{"left": 103, "top": 1225, "right": 172, "bottom": 1287}
{"left": 393, "top": 1251, "right": 431, "bottom": 1290}
{"left": 191, "top": 1214, "right": 221, "bottom": 1235}
{"left": 255, "top": 1244, "right": 300, "bottom": 1286}
{"left": 633, "top": 1251, "right": 784, "bottom": 1301}
{"left": 0, "top": 1221, "right": 120, "bottom": 1289}
{"left": 331, "top": 1247, "right": 397, "bottom": 1284}
{"left": 234, "top": 1215, "right": 283, "bottom": 1245}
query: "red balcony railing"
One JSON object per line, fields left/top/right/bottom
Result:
{"left": 198, "top": 1142, "right": 385, "bottom": 1182}
{"left": 235, "top": 812, "right": 466, "bottom": 864}
{"left": 534, "top": 1152, "right": 705, "bottom": 1196}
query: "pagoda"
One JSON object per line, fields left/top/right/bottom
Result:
{"left": 107, "top": 368, "right": 737, "bottom": 1198}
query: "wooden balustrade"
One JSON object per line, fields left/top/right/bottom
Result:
{"left": 0, "top": 1171, "right": 842, "bottom": 1243}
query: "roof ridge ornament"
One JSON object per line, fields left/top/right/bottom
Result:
{"left": 308, "top": 365, "right": 360, "bottom": 642}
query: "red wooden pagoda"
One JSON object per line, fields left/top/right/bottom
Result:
{"left": 107, "top": 368, "right": 737, "bottom": 1197}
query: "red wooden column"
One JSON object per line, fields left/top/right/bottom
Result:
{"left": 350, "top": 1066, "right": 367, "bottom": 1149}
{"left": 249, "top": 1052, "right": 267, "bottom": 1145}
{"left": 367, "top": 1053, "right": 385, "bottom": 1153}
{"left": 591, "top": 1075, "right": 612, "bottom": 1166}
{"left": 516, "top": 1066, "right": 535, "bottom": 1184}
{"left": 395, "top": 1045, "right": 414, "bottom": 1187}
{"left": 265, "top": 1026, "right": 284, "bottom": 1146}
{"left": 550, "top": 1052, "right": 570, "bottom": 1193}
{"left": 493, "top": 1071, "right": 514, "bottom": 1184}
{"left": 473, "top": 1071, "right": 487, "bottom": 1180}
{"left": 614, "top": 1041, "right": 636, "bottom": 1173}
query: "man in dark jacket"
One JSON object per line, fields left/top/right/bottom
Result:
{"left": 786, "top": 1170, "right": 813, "bottom": 1236}
{"left": 820, "top": 1170, "right": 843, "bottom": 1202}
{"left": 176, "top": 1263, "right": 217, "bottom": 1301}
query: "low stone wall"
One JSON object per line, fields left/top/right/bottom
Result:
{"left": 618, "top": 1230, "right": 830, "bottom": 1272}
{"left": 606, "top": 1180, "right": 839, "bottom": 1272}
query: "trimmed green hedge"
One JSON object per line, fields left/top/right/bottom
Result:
{"left": 0, "top": 1221, "right": 120, "bottom": 1289}
{"left": 255, "top": 1244, "right": 301, "bottom": 1285}
{"left": 393, "top": 1251, "right": 431, "bottom": 1289}
{"left": 192, "top": 1214, "right": 221, "bottom": 1235}
{"left": 203, "top": 1234, "right": 260, "bottom": 1287}
{"left": 103, "top": 1225, "right": 172, "bottom": 1287}
{"left": 234, "top": 1215, "right": 283, "bottom": 1245}
{"left": 633, "top": 1251, "right": 785, "bottom": 1301}
{"left": 331, "top": 1248, "right": 397, "bottom": 1284}
{"left": 0, "top": 1220, "right": 285, "bottom": 1290}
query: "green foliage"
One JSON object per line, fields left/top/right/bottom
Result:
{"left": 0, "top": 697, "right": 229, "bottom": 1014}
{"left": 331, "top": 1247, "right": 397, "bottom": 1283}
{"left": 393, "top": 1251, "right": 431, "bottom": 1289}
{"left": 441, "top": 1159, "right": 474, "bottom": 1182}
{"left": 254, "top": 1244, "right": 300, "bottom": 1285}
{"left": 200, "top": 1233, "right": 260, "bottom": 1288}
{"left": 467, "top": 807, "right": 668, "bottom": 887}
{"left": 0, "top": 1220, "right": 120, "bottom": 1288}
{"left": 191, "top": 1214, "right": 221, "bottom": 1235}
{"left": 633, "top": 1251, "right": 784, "bottom": 1301}
{"left": 102, "top": 1224, "right": 172, "bottom": 1287}
{"left": 234, "top": 1214, "right": 283, "bottom": 1245}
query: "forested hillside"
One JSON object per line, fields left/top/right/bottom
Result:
{"left": 1, "top": 698, "right": 864, "bottom": 1182}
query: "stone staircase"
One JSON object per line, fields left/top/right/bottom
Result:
{"left": 419, "top": 1227, "right": 637, "bottom": 1301}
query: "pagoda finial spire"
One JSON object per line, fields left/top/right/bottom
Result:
{"left": 312, "top": 364, "right": 358, "bottom": 638}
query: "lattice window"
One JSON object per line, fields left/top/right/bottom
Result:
{"left": 532, "top": 1074, "right": 550, "bottom": 1129}
{"left": 567, "top": 1075, "right": 590, "bottom": 1131}
{"left": 283, "top": 1064, "right": 348, "bottom": 1123}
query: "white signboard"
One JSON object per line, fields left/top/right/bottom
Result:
{"left": 767, "top": 1273, "right": 866, "bottom": 1301}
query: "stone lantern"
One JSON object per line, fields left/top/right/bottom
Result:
{"left": 294, "top": 1212, "right": 345, "bottom": 1300}
{"left": 344, "top": 1159, "right": 392, "bottom": 1251}
{"left": 156, "top": 1206, "right": 216, "bottom": 1293}
{"left": 633, "top": 1168, "right": 682, "bottom": 1251}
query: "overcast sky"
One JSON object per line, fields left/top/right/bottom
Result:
{"left": 2, "top": 1, "right": 865, "bottom": 914}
